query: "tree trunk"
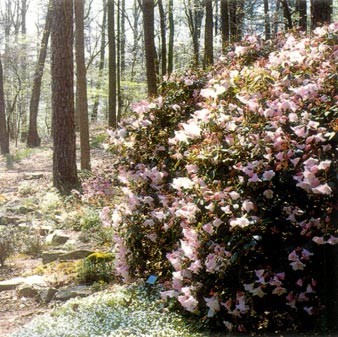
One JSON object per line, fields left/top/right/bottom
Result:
{"left": 296, "top": 0, "right": 307, "bottom": 31}
{"left": 311, "top": 0, "right": 332, "bottom": 29}
{"left": 130, "top": 0, "right": 140, "bottom": 81}
{"left": 51, "top": 0, "right": 78, "bottom": 194}
{"left": 204, "top": 0, "right": 213, "bottom": 68}
{"left": 75, "top": 0, "right": 91, "bottom": 171}
{"left": 108, "top": 0, "right": 117, "bottom": 127}
{"left": 117, "top": 0, "right": 122, "bottom": 121}
{"left": 0, "top": 58, "right": 10, "bottom": 155}
{"left": 185, "top": 0, "right": 204, "bottom": 67}
{"left": 27, "top": 1, "right": 52, "bottom": 148}
{"left": 20, "top": 0, "right": 28, "bottom": 142}
{"left": 120, "top": 0, "right": 126, "bottom": 79}
{"left": 221, "top": 0, "right": 229, "bottom": 49}
{"left": 229, "top": 0, "right": 237, "bottom": 41}
{"left": 143, "top": 0, "right": 157, "bottom": 97}
{"left": 168, "top": 0, "right": 174, "bottom": 75}
{"left": 92, "top": 0, "right": 107, "bottom": 122}
{"left": 281, "top": 0, "right": 293, "bottom": 30}
{"left": 158, "top": 0, "right": 167, "bottom": 78}
{"left": 264, "top": 0, "right": 271, "bottom": 39}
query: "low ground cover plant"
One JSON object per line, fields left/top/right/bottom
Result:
{"left": 106, "top": 24, "right": 338, "bottom": 334}
{"left": 10, "top": 284, "right": 204, "bottom": 337}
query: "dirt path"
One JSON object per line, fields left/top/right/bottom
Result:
{"left": 0, "top": 140, "right": 111, "bottom": 337}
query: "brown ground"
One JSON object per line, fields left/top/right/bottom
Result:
{"left": 0, "top": 136, "right": 110, "bottom": 337}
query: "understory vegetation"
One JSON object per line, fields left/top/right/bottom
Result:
{"left": 10, "top": 284, "right": 204, "bottom": 337}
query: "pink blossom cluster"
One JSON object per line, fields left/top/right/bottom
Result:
{"left": 105, "top": 24, "right": 338, "bottom": 332}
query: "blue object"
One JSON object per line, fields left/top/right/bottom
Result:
{"left": 146, "top": 275, "right": 158, "bottom": 285}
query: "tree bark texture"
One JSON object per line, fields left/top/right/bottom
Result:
{"left": 27, "top": 0, "right": 52, "bottom": 148}
{"left": 311, "top": 0, "right": 332, "bottom": 29}
{"left": 221, "top": 0, "right": 229, "bottom": 49}
{"left": 0, "top": 59, "right": 10, "bottom": 154}
{"left": 108, "top": 0, "right": 117, "bottom": 127}
{"left": 296, "top": 0, "right": 307, "bottom": 31}
{"left": 185, "top": 0, "right": 204, "bottom": 67}
{"left": 143, "top": 0, "right": 157, "bottom": 97}
{"left": 92, "top": 0, "right": 107, "bottom": 122}
{"left": 168, "top": 0, "right": 174, "bottom": 75}
{"left": 75, "top": 0, "right": 91, "bottom": 171}
{"left": 204, "top": 0, "right": 213, "bottom": 68}
{"left": 51, "top": 0, "right": 78, "bottom": 194}
{"left": 158, "top": 0, "right": 167, "bottom": 78}
{"left": 264, "top": 0, "right": 271, "bottom": 40}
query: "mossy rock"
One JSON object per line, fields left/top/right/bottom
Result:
{"left": 86, "top": 252, "right": 114, "bottom": 263}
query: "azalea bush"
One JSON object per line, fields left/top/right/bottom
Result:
{"left": 106, "top": 24, "right": 338, "bottom": 334}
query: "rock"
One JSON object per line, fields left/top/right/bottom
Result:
{"left": 0, "top": 275, "right": 45, "bottom": 292}
{"left": 23, "top": 173, "right": 44, "bottom": 180}
{"left": 39, "top": 287, "right": 58, "bottom": 303}
{"left": 46, "top": 230, "right": 70, "bottom": 245}
{"left": 38, "top": 226, "right": 53, "bottom": 236}
{"left": 0, "top": 214, "right": 20, "bottom": 225}
{"left": 60, "top": 250, "right": 94, "bottom": 261}
{"left": 54, "top": 285, "right": 92, "bottom": 301}
{"left": 17, "top": 286, "right": 39, "bottom": 298}
{"left": 0, "top": 278, "right": 23, "bottom": 291}
{"left": 6, "top": 204, "right": 34, "bottom": 214}
{"left": 42, "top": 249, "right": 94, "bottom": 264}
{"left": 42, "top": 250, "right": 67, "bottom": 264}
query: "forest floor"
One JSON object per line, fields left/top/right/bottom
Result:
{"left": 0, "top": 132, "right": 111, "bottom": 337}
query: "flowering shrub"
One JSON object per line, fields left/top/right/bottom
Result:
{"left": 107, "top": 24, "right": 338, "bottom": 333}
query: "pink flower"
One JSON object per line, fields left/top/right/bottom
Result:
{"left": 194, "top": 108, "right": 211, "bottom": 123}
{"left": 131, "top": 100, "right": 149, "bottom": 114}
{"left": 167, "top": 251, "right": 182, "bottom": 270}
{"left": 263, "top": 189, "right": 274, "bottom": 199}
{"left": 180, "top": 240, "right": 197, "bottom": 260}
{"left": 248, "top": 173, "right": 261, "bottom": 183}
{"left": 178, "top": 294, "right": 198, "bottom": 312}
{"left": 235, "top": 46, "right": 247, "bottom": 56}
{"left": 328, "top": 236, "right": 338, "bottom": 245}
{"left": 318, "top": 160, "right": 331, "bottom": 170}
{"left": 304, "top": 306, "right": 314, "bottom": 315}
{"left": 172, "top": 177, "right": 194, "bottom": 190}
{"left": 242, "top": 200, "right": 254, "bottom": 212}
{"left": 182, "top": 121, "right": 202, "bottom": 138}
{"left": 223, "top": 321, "right": 233, "bottom": 331}
{"left": 262, "top": 170, "right": 275, "bottom": 181}
{"left": 301, "top": 249, "right": 313, "bottom": 260}
{"left": 205, "top": 253, "right": 218, "bottom": 272}
{"left": 188, "top": 259, "right": 202, "bottom": 273}
{"left": 185, "top": 164, "right": 199, "bottom": 174}
{"left": 229, "top": 191, "right": 240, "bottom": 200}
{"left": 298, "top": 292, "right": 309, "bottom": 301}
{"left": 184, "top": 78, "right": 193, "bottom": 86}
{"left": 290, "top": 260, "right": 306, "bottom": 271}
{"left": 312, "top": 183, "right": 332, "bottom": 195}
{"left": 272, "top": 287, "right": 287, "bottom": 296}
{"left": 178, "top": 287, "right": 198, "bottom": 312}
{"left": 229, "top": 216, "right": 250, "bottom": 228}
{"left": 161, "top": 290, "right": 178, "bottom": 300}
{"left": 202, "top": 222, "right": 214, "bottom": 235}
{"left": 286, "top": 292, "right": 297, "bottom": 309}
{"left": 252, "top": 286, "right": 266, "bottom": 298}
{"left": 329, "top": 22, "right": 338, "bottom": 33}
{"left": 205, "top": 296, "right": 221, "bottom": 317}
